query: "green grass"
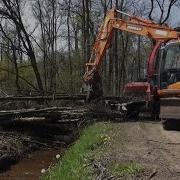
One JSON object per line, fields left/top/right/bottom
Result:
{"left": 43, "top": 123, "right": 109, "bottom": 180}
{"left": 108, "top": 162, "right": 144, "bottom": 177}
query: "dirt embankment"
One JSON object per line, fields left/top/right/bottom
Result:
{"left": 98, "top": 120, "right": 180, "bottom": 179}
{"left": 0, "top": 103, "right": 88, "bottom": 177}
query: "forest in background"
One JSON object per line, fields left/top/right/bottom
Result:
{"left": 0, "top": 0, "right": 179, "bottom": 96}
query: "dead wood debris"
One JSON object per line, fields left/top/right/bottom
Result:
{"left": 148, "top": 169, "right": 158, "bottom": 179}
{"left": 0, "top": 106, "right": 91, "bottom": 172}
{"left": 93, "top": 161, "right": 115, "bottom": 180}
{"left": 0, "top": 100, "right": 124, "bottom": 173}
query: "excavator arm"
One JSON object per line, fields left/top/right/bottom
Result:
{"left": 84, "top": 8, "right": 180, "bottom": 100}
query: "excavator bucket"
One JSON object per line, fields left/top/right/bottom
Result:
{"left": 84, "top": 70, "right": 103, "bottom": 102}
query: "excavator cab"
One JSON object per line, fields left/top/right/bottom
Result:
{"left": 157, "top": 41, "right": 180, "bottom": 129}
{"left": 159, "top": 42, "right": 180, "bottom": 89}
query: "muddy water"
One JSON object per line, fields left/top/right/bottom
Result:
{"left": 0, "top": 148, "right": 65, "bottom": 180}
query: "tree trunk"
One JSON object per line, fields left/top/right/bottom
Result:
{"left": 67, "top": 0, "right": 73, "bottom": 92}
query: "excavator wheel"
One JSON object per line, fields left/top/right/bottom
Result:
{"left": 162, "top": 119, "right": 180, "bottom": 131}
{"left": 124, "top": 101, "right": 146, "bottom": 120}
{"left": 150, "top": 100, "right": 160, "bottom": 120}
{"left": 160, "top": 98, "right": 180, "bottom": 131}
{"left": 162, "top": 120, "right": 172, "bottom": 130}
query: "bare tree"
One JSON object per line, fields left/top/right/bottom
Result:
{"left": 33, "top": 0, "right": 62, "bottom": 92}
{"left": 0, "top": 0, "right": 44, "bottom": 92}
{"left": 0, "top": 24, "right": 20, "bottom": 90}
{"left": 149, "top": 0, "right": 178, "bottom": 24}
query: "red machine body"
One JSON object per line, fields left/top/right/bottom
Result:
{"left": 123, "top": 42, "right": 162, "bottom": 100}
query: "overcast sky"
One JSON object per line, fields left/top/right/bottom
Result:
{"left": 22, "top": 0, "right": 180, "bottom": 50}
{"left": 170, "top": 5, "right": 180, "bottom": 26}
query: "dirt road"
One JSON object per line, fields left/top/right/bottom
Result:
{"left": 102, "top": 120, "right": 180, "bottom": 179}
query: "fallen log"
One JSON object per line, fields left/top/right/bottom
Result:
{"left": 14, "top": 117, "right": 46, "bottom": 122}
{"left": 0, "top": 95, "right": 135, "bottom": 102}
{"left": 85, "top": 111, "right": 123, "bottom": 119}
{"left": 0, "top": 95, "right": 86, "bottom": 101}
{"left": 0, "top": 107, "right": 61, "bottom": 124}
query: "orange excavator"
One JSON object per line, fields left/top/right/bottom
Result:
{"left": 83, "top": 8, "right": 180, "bottom": 129}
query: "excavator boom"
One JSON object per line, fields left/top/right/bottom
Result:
{"left": 84, "top": 8, "right": 180, "bottom": 85}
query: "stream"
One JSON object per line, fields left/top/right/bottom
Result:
{"left": 0, "top": 148, "right": 65, "bottom": 180}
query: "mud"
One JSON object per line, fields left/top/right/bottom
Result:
{"left": 0, "top": 148, "right": 65, "bottom": 180}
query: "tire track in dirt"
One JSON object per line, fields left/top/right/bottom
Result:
{"left": 135, "top": 121, "right": 180, "bottom": 179}
{"left": 105, "top": 121, "right": 180, "bottom": 179}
